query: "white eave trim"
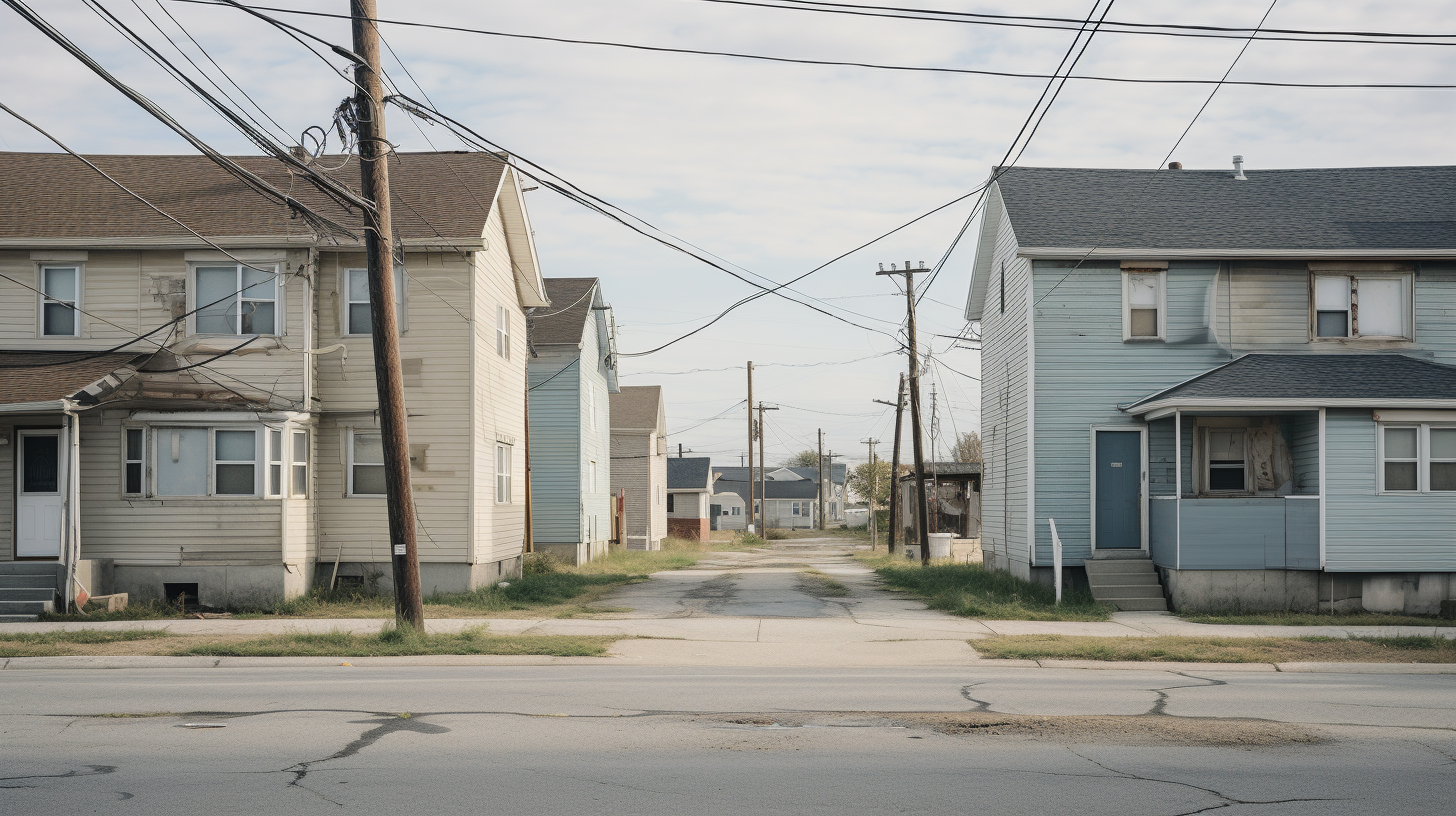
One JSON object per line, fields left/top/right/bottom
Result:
{"left": 1020, "top": 247, "right": 1456, "bottom": 261}
{"left": 1129, "top": 398, "right": 1456, "bottom": 418}
{"left": 0, "top": 236, "right": 486, "bottom": 250}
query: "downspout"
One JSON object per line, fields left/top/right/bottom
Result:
{"left": 523, "top": 368, "right": 534, "bottom": 554}
{"left": 61, "top": 399, "right": 86, "bottom": 612}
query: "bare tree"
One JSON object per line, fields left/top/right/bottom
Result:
{"left": 783, "top": 450, "right": 819, "bottom": 468}
{"left": 951, "top": 431, "right": 982, "bottom": 463}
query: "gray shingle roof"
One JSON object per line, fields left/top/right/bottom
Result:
{"left": 0, "top": 351, "right": 142, "bottom": 405}
{"left": 714, "top": 479, "right": 819, "bottom": 500}
{"left": 610, "top": 385, "right": 662, "bottom": 431}
{"left": 667, "top": 456, "right": 712, "bottom": 490}
{"left": 995, "top": 165, "right": 1456, "bottom": 251}
{"left": 531, "top": 278, "right": 598, "bottom": 346}
{"left": 0, "top": 151, "right": 505, "bottom": 242}
{"left": 1128, "top": 354, "right": 1456, "bottom": 410}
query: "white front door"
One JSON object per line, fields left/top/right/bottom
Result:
{"left": 17, "top": 430, "right": 64, "bottom": 559}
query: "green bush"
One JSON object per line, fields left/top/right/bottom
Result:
{"left": 522, "top": 552, "right": 563, "bottom": 575}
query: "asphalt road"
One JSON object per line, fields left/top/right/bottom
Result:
{"left": 5, "top": 665, "right": 1455, "bottom": 815}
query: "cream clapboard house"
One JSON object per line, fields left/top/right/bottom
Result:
{"left": 0, "top": 151, "right": 548, "bottom": 614}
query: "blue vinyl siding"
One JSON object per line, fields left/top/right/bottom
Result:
{"left": 1148, "top": 417, "right": 1176, "bottom": 497}
{"left": 1032, "top": 261, "right": 1230, "bottom": 564}
{"left": 1149, "top": 498, "right": 1176, "bottom": 567}
{"left": 1325, "top": 409, "right": 1456, "bottom": 571}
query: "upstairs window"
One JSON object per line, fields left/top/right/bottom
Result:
{"left": 496, "top": 305, "right": 511, "bottom": 359}
{"left": 1122, "top": 269, "right": 1165, "bottom": 341}
{"left": 496, "top": 443, "right": 513, "bottom": 503}
{"left": 343, "top": 267, "right": 406, "bottom": 335}
{"left": 1381, "top": 425, "right": 1456, "bottom": 493}
{"left": 1314, "top": 274, "right": 1411, "bottom": 340}
{"left": 40, "top": 265, "right": 81, "bottom": 336}
{"left": 195, "top": 264, "right": 278, "bottom": 336}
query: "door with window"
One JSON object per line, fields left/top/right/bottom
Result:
{"left": 17, "top": 430, "right": 64, "bottom": 558}
{"left": 1094, "top": 430, "right": 1142, "bottom": 549}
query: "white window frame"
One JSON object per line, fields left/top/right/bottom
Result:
{"left": 266, "top": 428, "right": 285, "bottom": 498}
{"left": 1200, "top": 427, "right": 1250, "bottom": 494}
{"left": 342, "top": 267, "right": 407, "bottom": 336}
{"left": 347, "top": 429, "right": 386, "bottom": 498}
{"left": 496, "top": 304, "right": 511, "bottom": 359}
{"left": 290, "top": 429, "right": 309, "bottom": 498}
{"left": 1311, "top": 273, "right": 1413, "bottom": 341}
{"left": 190, "top": 262, "right": 282, "bottom": 337}
{"left": 496, "top": 443, "right": 513, "bottom": 503}
{"left": 212, "top": 428, "right": 260, "bottom": 496}
{"left": 1122, "top": 269, "right": 1166, "bottom": 342}
{"left": 39, "top": 264, "right": 82, "bottom": 337}
{"left": 122, "top": 426, "right": 145, "bottom": 496}
{"left": 1378, "top": 423, "right": 1456, "bottom": 493}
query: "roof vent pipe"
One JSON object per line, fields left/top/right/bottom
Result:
{"left": 1232, "top": 155, "right": 1247, "bottom": 181}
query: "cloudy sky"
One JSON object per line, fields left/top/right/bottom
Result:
{"left": 3, "top": 0, "right": 1455, "bottom": 468}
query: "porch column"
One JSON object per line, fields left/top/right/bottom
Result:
{"left": 1173, "top": 409, "right": 1181, "bottom": 571}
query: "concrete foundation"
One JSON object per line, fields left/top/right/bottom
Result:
{"left": 112, "top": 562, "right": 314, "bottom": 609}
{"left": 324, "top": 556, "right": 523, "bottom": 596}
{"left": 1159, "top": 568, "right": 1456, "bottom": 615}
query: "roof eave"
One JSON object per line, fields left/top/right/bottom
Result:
{"left": 1019, "top": 247, "right": 1456, "bottom": 260}
{"left": 1127, "top": 397, "right": 1456, "bottom": 418}
{"left": 0, "top": 236, "right": 486, "bottom": 250}
{"left": 965, "top": 182, "right": 1006, "bottom": 321}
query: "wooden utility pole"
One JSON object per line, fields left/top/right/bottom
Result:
{"left": 746, "top": 362, "right": 754, "bottom": 535}
{"left": 874, "top": 375, "right": 905, "bottom": 555}
{"left": 756, "top": 403, "right": 778, "bottom": 532}
{"left": 353, "top": 0, "right": 422, "bottom": 627}
{"left": 863, "top": 437, "right": 879, "bottom": 550}
{"left": 817, "top": 429, "right": 826, "bottom": 530}
{"left": 878, "top": 263, "right": 931, "bottom": 563}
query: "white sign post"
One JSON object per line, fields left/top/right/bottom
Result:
{"left": 1048, "top": 518, "right": 1063, "bottom": 605}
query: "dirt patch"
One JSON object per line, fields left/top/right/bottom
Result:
{"left": 698, "top": 711, "right": 1324, "bottom": 748}
{"left": 972, "top": 634, "right": 1456, "bottom": 663}
{"left": 796, "top": 572, "right": 851, "bottom": 598}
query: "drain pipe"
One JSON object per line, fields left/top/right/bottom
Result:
{"left": 60, "top": 399, "right": 88, "bottom": 613}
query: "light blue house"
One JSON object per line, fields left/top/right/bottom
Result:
{"left": 528, "top": 278, "right": 618, "bottom": 565}
{"left": 967, "top": 162, "right": 1456, "bottom": 614}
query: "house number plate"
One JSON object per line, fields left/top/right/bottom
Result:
{"left": 1110, "top": 462, "right": 1123, "bottom": 467}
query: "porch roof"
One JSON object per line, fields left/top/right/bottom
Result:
{"left": 1124, "top": 353, "right": 1456, "bottom": 415}
{"left": 0, "top": 351, "right": 142, "bottom": 411}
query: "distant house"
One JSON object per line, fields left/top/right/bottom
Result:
{"left": 610, "top": 385, "right": 667, "bottom": 550}
{"left": 0, "top": 151, "right": 548, "bottom": 615}
{"left": 711, "top": 489, "right": 746, "bottom": 530}
{"left": 666, "top": 456, "right": 713, "bottom": 541}
{"left": 527, "top": 277, "right": 618, "bottom": 565}
{"left": 711, "top": 469, "right": 820, "bottom": 529}
{"left": 712, "top": 464, "right": 847, "bottom": 525}
{"left": 968, "top": 162, "right": 1456, "bottom": 614}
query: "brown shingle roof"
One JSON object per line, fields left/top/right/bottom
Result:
{"left": 0, "top": 151, "right": 506, "bottom": 242}
{"left": 0, "top": 351, "right": 142, "bottom": 406}
{"left": 531, "top": 278, "right": 598, "bottom": 346}
{"left": 610, "top": 385, "right": 663, "bottom": 431}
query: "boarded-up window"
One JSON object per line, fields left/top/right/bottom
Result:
{"left": 1358, "top": 278, "right": 1405, "bottom": 337}
{"left": 1313, "top": 274, "right": 1411, "bottom": 339}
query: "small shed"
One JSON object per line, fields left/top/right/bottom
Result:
{"left": 898, "top": 462, "right": 982, "bottom": 541}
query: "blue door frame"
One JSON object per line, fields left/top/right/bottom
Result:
{"left": 1094, "top": 429, "right": 1144, "bottom": 550}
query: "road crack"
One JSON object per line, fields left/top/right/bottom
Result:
{"left": 1067, "top": 748, "right": 1345, "bottom": 814}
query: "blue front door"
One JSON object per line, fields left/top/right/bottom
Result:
{"left": 1095, "top": 431, "right": 1142, "bottom": 549}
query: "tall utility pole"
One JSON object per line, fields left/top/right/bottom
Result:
{"left": 756, "top": 402, "right": 778, "bottom": 532}
{"left": 354, "top": 0, "right": 422, "bottom": 627}
{"left": 817, "top": 429, "right": 826, "bottom": 530}
{"left": 746, "top": 362, "right": 754, "bottom": 534}
{"left": 878, "top": 263, "right": 931, "bottom": 563}
{"left": 863, "top": 438, "right": 879, "bottom": 550}
{"left": 874, "top": 375, "right": 905, "bottom": 555}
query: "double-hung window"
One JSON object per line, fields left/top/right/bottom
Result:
{"left": 195, "top": 263, "right": 278, "bottom": 335}
{"left": 1203, "top": 428, "right": 1248, "bottom": 493}
{"left": 1122, "top": 269, "right": 1166, "bottom": 341}
{"left": 291, "top": 431, "right": 309, "bottom": 497}
{"left": 123, "top": 428, "right": 145, "bottom": 495}
{"left": 496, "top": 305, "right": 511, "bottom": 359}
{"left": 214, "top": 430, "right": 258, "bottom": 495}
{"left": 1381, "top": 425, "right": 1456, "bottom": 492}
{"left": 40, "top": 265, "right": 81, "bottom": 336}
{"left": 267, "top": 429, "right": 285, "bottom": 497}
{"left": 343, "top": 267, "right": 406, "bottom": 335}
{"left": 1313, "top": 274, "right": 1412, "bottom": 340}
{"left": 349, "top": 431, "right": 386, "bottom": 496}
{"left": 496, "top": 443, "right": 512, "bottom": 503}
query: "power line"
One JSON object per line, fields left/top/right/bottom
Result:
{"left": 169, "top": 1, "right": 1456, "bottom": 89}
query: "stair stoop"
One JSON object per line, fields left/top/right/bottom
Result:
{"left": 1083, "top": 556, "right": 1169, "bottom": 612}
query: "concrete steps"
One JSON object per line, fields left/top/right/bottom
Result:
{"left": 1084, "top": 555, "right": 1168, "bottom": 612}
{"left": 0, "top": 562, "right": 62, "bottom": 621}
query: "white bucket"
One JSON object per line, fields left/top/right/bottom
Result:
{"left": 928, "top": 533, "right": 955, "bottom": 560}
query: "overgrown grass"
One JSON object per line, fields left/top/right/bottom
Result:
{"left": 38, "top": 599, "right": 189, "bottom": 623}
{"left": 1179, "top": 610, "right": 1444, "bottom": 627}
{"left": 872, "top": 561, "right": 1115, "bottom": 621}
{"left": 972, "top": 633, "right": 1456, "bottom": 663}
{"left": 175, "top": 625, "right": 615, "bottom": 658}
{"left": 797, "top": 571, "right": 851, "bottom": 598}
{"left": 0, "top": 629, "right": 172, "bottom": 657}
{"left": 572, "top": 537, "right": 702, "bottom": 575}
{"left": 254, "top": 571, "right": 639, "bottom": 619}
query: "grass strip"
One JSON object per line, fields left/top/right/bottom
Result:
{"left": 797, "top": 571, "right": 851, "bottom": 598}
{"left": 1178, "top": 611, "right": 1442, "bottom": 627}
{"left": 869, "top": 561, "right": 1115, "bottom": 621}
{"left": 0, "top": 629, "right": 173, "bottom": 657}
{"left": 972, "top": 634, "right": 1456, "bottom": 663}
{"left": 174, "top": 626, "right": 615, "bottom": 658}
